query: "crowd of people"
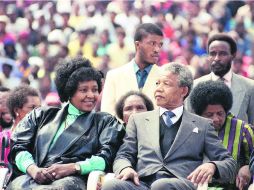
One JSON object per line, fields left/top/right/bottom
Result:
{"left": 1, "top": 1, "right": 254, "bottom": 190}
{"left": 1, "top": 1, "right": 254, "bottom": 101}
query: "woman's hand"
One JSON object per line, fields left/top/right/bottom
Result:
{"left": 46, "top": 163, "right": 76, "bottom": 180}
{"left": 27, "top": 164, "right": 52, "bottom": 184}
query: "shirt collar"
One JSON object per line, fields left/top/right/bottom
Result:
{"left": 68, "top": 103, "right": 85, "bottom": 116}
{"left": 159, "top": 106, "right": 183, "bottom": 124}
{"left": 133, "top": 60, "right": 153, "bottom": 74}
{"left": 211, "top": 69, "right": 232, "bottom": 83}
{"left": 211, "top": 69, "right": 232, "bottom": 87}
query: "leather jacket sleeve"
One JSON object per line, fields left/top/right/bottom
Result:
{"left": 94, "top": 112, "right": 125, "bottom": 172}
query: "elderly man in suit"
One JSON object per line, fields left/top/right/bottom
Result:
{"left": 102, "top": 63, "right": 237, "bottom": 190}
{"left": 190, "top": 33, "right": 254, "bottom": 125}
{"left": 101, "top": 23, "right": 163, "bottom": 116}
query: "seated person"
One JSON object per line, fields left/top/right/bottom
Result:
{"left": 190, "top": 80, "right": 254, "bottom": 190}
{"left": 0, "top": 87, "right": 12, "bottom": 166}
{"left": 0, "top": 87, "right": 12, "bottom": 132}
{"left": 0, "top": 85, "right": 41, "bottom": 165}
{"left": 7, "top": 57, "right": 125, "bottom": 190}
{"left": 102, "top": 63, "right": 237, "bottom": 190}
{"left": 7, "top": 85, "right": 41, "bottom": 130}
{"left": 115, "top": 91, "right": 154, "bottom": 125}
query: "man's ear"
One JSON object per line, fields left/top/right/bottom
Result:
{"left": 181, "top": 86, "right": 189, "bottom": 98}
{"left": 134, "top": 41, "right": 140, "bottom": 49}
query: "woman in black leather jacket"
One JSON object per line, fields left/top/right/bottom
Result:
{"left": 7, "top": 57, "right": 125, "bottom": 190}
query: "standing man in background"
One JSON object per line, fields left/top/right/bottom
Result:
{"left": 190, "top": 33, "right": 254, "bottom": 125}
{"left": 101, "top": 23, "right": 163, "bottom": 116}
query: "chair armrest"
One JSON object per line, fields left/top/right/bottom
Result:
{"left": 87, "top": 171, "right": 105, "bottom": 190}
{"left": 197, "top": 183, "right": 208, "bottom": 190}
{"left": 249, "top": 183, "right": 254, "bottom": 190}
{"left": 0, "top": 168, "right": 9, "bottom": 189}
{"left": 87, "top": 171, "right": 115, "bottom": 190}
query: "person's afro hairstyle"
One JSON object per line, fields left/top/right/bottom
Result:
{"left": 54, "top": 57, "right": 93, "bottom": 102}
{"left": 64, "top": 67, "right": 102, "bottom": 102}
{"left": 190, "top": 81, "right": 233, "bottom": 115}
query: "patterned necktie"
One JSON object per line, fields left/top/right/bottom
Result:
{"left": 138, "top": 70, "right": 148, "bottom": 89}
{"left": 164, "top": 111, "right": 175, "bottom": 128}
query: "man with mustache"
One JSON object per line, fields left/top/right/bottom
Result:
{"left": 101, "top": 23, "right": 163, "bottom": 116}
{"left": 190, "top": 33, "right": 254, "bottom": 125}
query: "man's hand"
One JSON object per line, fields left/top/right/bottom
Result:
{"left": 236, "top": 165, "right": 251, "bottom": 190}
{"left": 116, "top": 167, "right": 140, "bottom": 185}
{"left": 27, "top": 164, "right": 52, "bottom": 184}
{"left": 45, "top": 163, "right": 76, "bottom": 180}
{"left": 187, "top": 163, "right": 216, "bottom": 186}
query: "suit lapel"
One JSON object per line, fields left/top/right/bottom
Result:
{"left": 142, "top": 64, "right": 160, "bottom": 108}
{"left": 145, "top": 109, "right": 163, "bottom": 161}
{"left": 165, "top": 110, "right": 196, "bottom": 158}
{"left": 143, "top": 64, "right": 160, "bottom": 91}
{"left": 230, "top": 73, "right": 244, "bottom": 116}
{"left": 36, "top": 105, "right": 67, "bottom": 165}
{"left": 124, "top": 61, "right": 139, "bottom": 90}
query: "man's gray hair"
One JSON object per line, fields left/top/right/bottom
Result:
{"left": 162, "top": 62, "right": 193, "bottom": 98}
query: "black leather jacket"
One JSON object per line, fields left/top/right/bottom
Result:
{"left": 9, "top": 104, "right": 125, "bottom": 178}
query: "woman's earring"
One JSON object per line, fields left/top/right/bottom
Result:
{"left": 16, "top": 112, "right": 19, "bottom": 117}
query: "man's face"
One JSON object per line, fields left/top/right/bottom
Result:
{"left": 136, "top": 34, "right": 163, "bottom": 65}
{"left": 154, "top": 71, "right": 188, "bottom": 110}
{"left": 208, "top": 40, "right": 234, "bottom": 77}
{"left": 201, "top": 104, "right": 226, "bottom": 131}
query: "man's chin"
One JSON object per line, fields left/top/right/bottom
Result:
{"left": 212, "top": 70, "right": 227, "bottom": 77}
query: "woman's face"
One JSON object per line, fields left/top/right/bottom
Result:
{"left": 16, "top": 96, "right": 41, "bottom": 120}
{"left": 201, "top": 104, "right": 227, "bottom": 131}
{"left": 70, "top": 80, "right": 99, "bottom": 112}
{"left": 123, "top": 95, "right": 147, "bottom": 124}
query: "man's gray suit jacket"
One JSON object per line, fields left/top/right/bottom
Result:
{"left": 113, "top": 109, "right": 237, "bottom": 184}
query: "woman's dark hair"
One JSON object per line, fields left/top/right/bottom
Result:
{"left": 115, "top": 91, "right": 154, "bottom": 120}
{"left": 207, "top": 33, "right": 237, "bottom": 55}
{"left": 54, "top": 57, "right": 95, "bottom": 102}
{"left": 190, "top": 81, "right": 233, "bottom": 115}
{"left": 56, "top": 65, "right": 102, "bottom": 102}
{"left": 7, "top": 85, "right": 40, "bottom": 119}
{"left": 134, "top": 23, "right": 163, "bottom": 42}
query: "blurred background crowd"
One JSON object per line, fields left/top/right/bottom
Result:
{"left": 0, "top": 0, "right": 254, "bottom": 105}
